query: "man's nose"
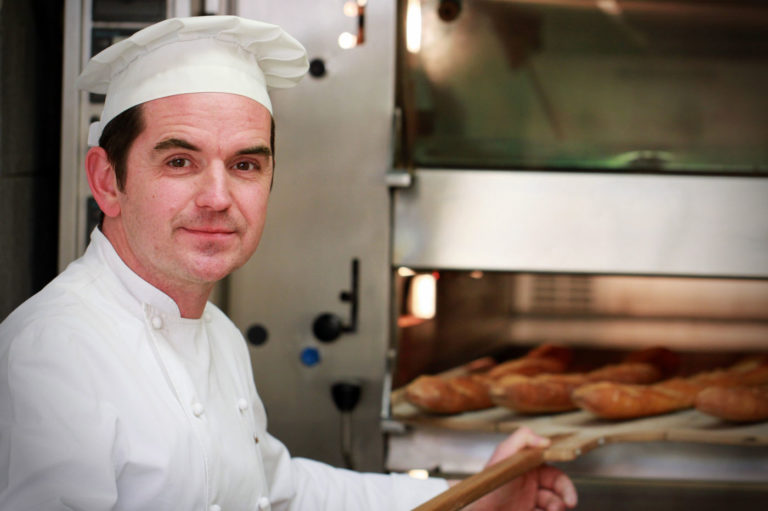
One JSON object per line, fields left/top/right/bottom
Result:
{"left": 195, "top": 163, "right": 233, "bottom": 211}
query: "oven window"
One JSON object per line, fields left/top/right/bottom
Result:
{"left": 401, "top": 0, "right": 768, "bottom": 174}
{"left": 392, "top": 270, "right": 768, "bottom": 387}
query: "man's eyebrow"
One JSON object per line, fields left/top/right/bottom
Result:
{"left": 236, "top": 145, "right": 272, "bottom": 158}
{"left": 153, "top": 138, "right": 200, "bottom": 152}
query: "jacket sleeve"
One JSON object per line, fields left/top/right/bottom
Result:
{"left": 0, "top": 324, "right": 120, "bottom": 510}
{"left": 233, "top": 318, "right": 449, "bottom": 511}
{"left": 258, "top": 423, "right": 447, "bottom": 511}
{"left": 287, "top": 457, "right": 448, "bottom": 511}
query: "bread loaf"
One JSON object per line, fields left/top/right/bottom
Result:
{"left": 486, "top": 344, "right": 573, "bottom": 379}
{"left": 403, "top": 344, "right": 572, "bottom": 414}
{"left": 621, "top": 346, "right": 681, "bottom": 378}
{"left": 490, "top": 362, "right": 662, "bottom": 414}
{"left": 404, "top": 374, "right": 494, "bottom": 414}
{"left": 486, "top": 356, "right": 569, "bottom": 380}
{"left": 574, "top": 355, "right": 768, "bottom": 420}
{"left": 571, "top": 381, "right": 691, "bottom": 419}
{"left": 490, "top": 373, "right": 588, "bottom": 413}
{"left": 695, "top": 385, "right": 768, "bottom": 423}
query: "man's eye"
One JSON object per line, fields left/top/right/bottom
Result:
{"left": 168, "top": 158, "right": 190, "bottom": 168}
{"left": 234, "top": 161, "right": 258, "bottom": 171}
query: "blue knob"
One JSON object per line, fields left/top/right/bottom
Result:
{"left": 300, "top": 347, "right": 321, "bottom": 367}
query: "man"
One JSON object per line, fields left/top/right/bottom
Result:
{"left": 0, "top": 16, "right": 577, "bottom": 510}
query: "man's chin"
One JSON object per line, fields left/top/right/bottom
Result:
{"left": 185, "top": 256, "right": 240, "bottom": 284}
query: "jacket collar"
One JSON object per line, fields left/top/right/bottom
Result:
{"left": 88, "top": 228, "right": 184, "bottom": 318}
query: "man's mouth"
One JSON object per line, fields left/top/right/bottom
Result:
{"left": 180, "top": 226, "right": 237, "bottom": 237}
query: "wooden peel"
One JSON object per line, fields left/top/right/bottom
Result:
{"left": 412, "top": 444, "right": 548, "bottom": 511}
{"left": 406, "top": 410, "right": 768, "bottom": 511}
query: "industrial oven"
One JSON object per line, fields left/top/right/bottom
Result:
{"left": 60, "top": 0, "right": 768, "bottom": 508}
{"left": 383, "top": 0, "right": 768, "bottom": 508}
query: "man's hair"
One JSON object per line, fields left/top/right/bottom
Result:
{"left": 98, "top": 103, "right": 276, "bottom": 192}
{"left": 99, "top": 104, "right": 145, "bottom": 191}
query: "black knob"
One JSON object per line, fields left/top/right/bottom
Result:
{"left": 246, "top": 324, "right": 269, "bottom": 346}
{"left": 313, "top": 313, "right": 344, "bottom": 343}
{"left": 331, "top": 382, "right": 362, "bottom": 412}
{"left": 309, "top": 58, "right": 327, "bottom": 78}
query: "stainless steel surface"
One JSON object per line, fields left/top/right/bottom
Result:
{"left": 228, "top": 1, "right": 397, "bottom": 471}
{"left": 58, "top": 0, "right": 84, "bottom": 270}
{"left": 394, "top": 169, "right": 768, "bottom": 277}
{"left": 387, "top": 428, "right": 768, "bottom": 483}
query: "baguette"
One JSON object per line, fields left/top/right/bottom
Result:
{"left": 571, "top": 381, "right": 691, "bottom": 419}
{"left": 490, "top": 362, "right": 662, "bottom": 414}
{"left": 404, "top": 374, "right": 494, "bottom": 414}
{"left": 621, "top": 346, "right": 681, "bottom": 378}
{"left": 694, "top": 385, "right": 768, "bottom": 423}
{"left": 490, "top": 373, "right": 588, "bottom": 413}
{"left": 486, "top": 356, "right": 569, "bottom": 380}
{"left": 574, "top": 355, "right": 768, "bottom": 419}
{"left": 486, "top": 344, "right": 572, "bottom": 379}
{"left": 403, "top": 344, "right": 572, "bottom": 414}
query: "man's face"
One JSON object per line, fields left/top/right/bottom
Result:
{"left": 110, "top": 92, "right": 273, "bottom": 292}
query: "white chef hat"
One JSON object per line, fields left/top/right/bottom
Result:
{"left": 77, "top": 15, "right": 308, "bottom": 146}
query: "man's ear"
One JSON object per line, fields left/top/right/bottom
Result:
{"left": 85, "top": 147, "right": 121, "bottom": 218}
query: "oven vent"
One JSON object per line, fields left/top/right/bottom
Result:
{"left": 524, "top": 274, "right": 594, "bottom": 314}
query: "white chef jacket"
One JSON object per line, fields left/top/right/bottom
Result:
{"left": 0, "top": 229, "right": 447, "bottom": 510}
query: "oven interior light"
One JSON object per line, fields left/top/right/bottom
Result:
{"left": 406, "top": 0, "right": 422, "bottom": 54}
{"left": 469, "top": 270, "right": 484, "bottom": 279}
{"left": 596, "top": 0, "right": 622, "bottom": 16}
{"left": 407, "top": 468, "right": 430, "bottom": 480}
{"left": 343, "top": 1, "right": 358, "bottom": 17}
{"left": 410, "top": 273, "right": 436, "bottom": 319}
{"left": 338, "top": 31, "right": 358, "bottom": 49}
{"left": 398, "top": 267, "right": 417, "bottom": 277}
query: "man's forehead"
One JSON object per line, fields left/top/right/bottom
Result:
{"left": 143, "top": 92, "right": 270, "bottom": 114}
{"left": 136, "top": 93, "right": 273, "bottom": 151}
{"left": 140, "top": 93, "right": 272, "bottom": 131}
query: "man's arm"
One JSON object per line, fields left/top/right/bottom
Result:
{"left": 0, "top": 327, "right": 120, "bottom": 510}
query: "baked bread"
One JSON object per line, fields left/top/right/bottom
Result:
{"left": 491, "top": 362, "right": 662, "bottom": 414}
{"left": 486, "top": 344, "right": 573, "bottom": 380}
{"left": 404, "top": 374, "right": 494, "bottom": 414}
{"left": 571, "top": 381, "right": 691, "bottom": 419}
{"left": 403, "top": 344, "right": 572, "bottom": 414}
{"left": 695, "top": 385, "right": 768, "bottom": 423}
{"left": 621, "top": 346, "right": 681, "bottom": 378}
{"left": 574, "top": 355, "right": 768, "bottom": 420}
{"left": 490, "top": 373, "right": 588, "bottom": 413}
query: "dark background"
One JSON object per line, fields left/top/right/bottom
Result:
{"left": 0, "top": 0, "right": 63, "bottom": 319}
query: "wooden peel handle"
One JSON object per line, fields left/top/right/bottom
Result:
{"left": 412, "top": 446, "right": 547, "bottom": 511}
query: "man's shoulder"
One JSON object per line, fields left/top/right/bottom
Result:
{"left": 0, "top": 256, "right": 127, "bottom": 351}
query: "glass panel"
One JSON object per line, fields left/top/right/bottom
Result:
{"left": 403, "top": 0, "right": 768, "bottom": 174}
{"left": 393, "top": 269, "right": 768, "bottom": 384}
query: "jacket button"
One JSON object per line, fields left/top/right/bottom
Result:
{"left": 237, "top": 398, "right": 249, "bottom": 412}
{"left": 192, "top": 402, "right": 204, "bottom": 417}
{"left": 151, "top": 316, "right": 163, "bottom": 329}
{"left": 258, "top": 496, "right": 270, "bottom": 510}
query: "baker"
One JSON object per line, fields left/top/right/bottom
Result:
{"left": 0, "top": 16, "right": 577, "bottom": 511}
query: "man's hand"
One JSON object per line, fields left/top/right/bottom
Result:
{"left": 462, "top": 426, "right": 577, "bottom": 511}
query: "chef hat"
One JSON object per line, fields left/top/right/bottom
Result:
{"left": 77, "top": 15, "right": 309, "bottom": 146}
